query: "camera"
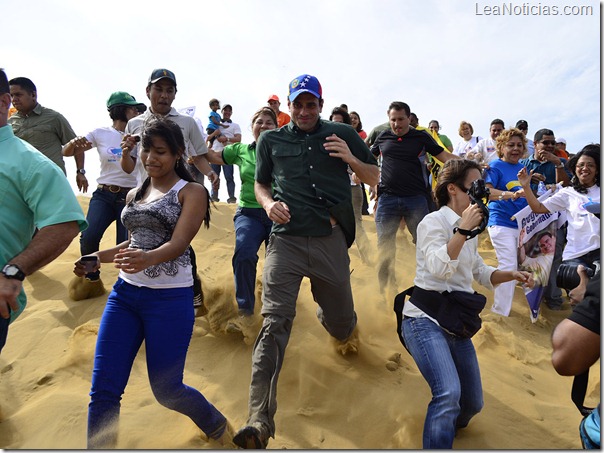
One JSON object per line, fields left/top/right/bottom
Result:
{"left": 468, "top": 179, "right": 490, "bottom": 202}
{"left": 556, "top": 261, "right": 600, "bottom": 291}
{"left": 467, "top": 179, "right": 490, "bottom": 237}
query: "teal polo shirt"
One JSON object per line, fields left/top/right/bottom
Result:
{"left": 255, "top": 119, "right": 378, "bottom": 247}
{"left": 0, "top": 125, "right": 87, "bottom": 322}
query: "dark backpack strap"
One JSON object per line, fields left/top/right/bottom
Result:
{"left": 572, "top": 370, "right": 595, "bottom": 417}
{"left": 393, "top": 286, "right": 414, "bottom": 351}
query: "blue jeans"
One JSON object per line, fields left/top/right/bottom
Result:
{"left": 80, "top": 188, "right": 129, "bottom": 280}
{"left": 401, "top": 317, "right": 483, "bottom": 449}
{"left": 210, "top": 163, "right": 235, "bottom": 199}
{"left": 374, "top": 193, "right": 429, "bottom": 288}
{"left": 233, "top": 207, "right": 272, "bottom": 314}
{"left": 87, "top": 278, "right": 226, "bottom": 448}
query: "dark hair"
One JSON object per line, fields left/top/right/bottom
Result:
{"left": 534, "top": 128, "right": 555, "bottom": 143}
{"left": 329, "top": 107, "right": 351, "bottom": 125}
{"left": 0, "top": 68, "right": 10, "bottom": 94}
{"left": 537, "top": 231, "right": 553, "bottom": 241}
{"left": 350, "top": 111, "right": 363, "bottom": 132}
{"left": 339, "top": 103, "right": 348, "bottom": 112}
{"left": 388, "top": 101, "right": 411, "bottom": 117}
{"left": 490, "top": 118, "right": 505, "bottom": 128}
{"left": 429, "top": 120, "right": 440, "bottom": 128}
{"left": 133, "top": 117, "right": 211, "bottom": 228}
{"left": 8, "top": 77, "right": 36, "bottom": 94}
{"left": 434, "top": 159, "right": 483, "bottom": 208}
{"left": 568, "top": 144, "right": 600, "bottom": 193}
{"left": 209, "top": 98, "right": 220, "bottom": 107}
{"left": 0, "top": 69, "right": 8, "bottom": 94}
{"left": 109, "top": 105, "right": 131, "bottom": 122}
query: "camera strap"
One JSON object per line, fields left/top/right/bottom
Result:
{"left": 467, "top": 193, "right": 490, "bottom": 237}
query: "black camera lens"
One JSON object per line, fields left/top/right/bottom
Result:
{"left": 556, "top": 263, "right": 595, "bottom": 291}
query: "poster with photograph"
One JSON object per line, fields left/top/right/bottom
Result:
{"left": 514, "top": 190, "right": 564, "bottom": 322}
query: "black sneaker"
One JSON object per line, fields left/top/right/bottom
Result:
{"left": 227, "top": 197, "right": 237, "bottom": 204}
{"left": 233, "top": 425, "right": 268, "bottom": 449}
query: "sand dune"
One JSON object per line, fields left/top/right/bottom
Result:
{"left": 0, "top": 197, "right": 599, "bottom": 449}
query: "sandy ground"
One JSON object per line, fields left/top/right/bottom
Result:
{"left": 0, "top": 197, "right": 599, "bottom": 449}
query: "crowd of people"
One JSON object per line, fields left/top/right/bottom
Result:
{"left": 0, "top": 66, "right": 600, "bottom": 449}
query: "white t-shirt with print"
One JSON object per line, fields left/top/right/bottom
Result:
{"left": 85, "top": 127, "right": 138, "bottom": 188}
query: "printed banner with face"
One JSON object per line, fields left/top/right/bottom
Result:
{"left": 514, "top": 189, "right": 564, "bottom": 322}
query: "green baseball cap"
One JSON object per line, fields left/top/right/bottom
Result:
{"left": 106, "top": 91, "right": 146, "bottom": 111}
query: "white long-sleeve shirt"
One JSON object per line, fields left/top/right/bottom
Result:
{"left": 403, "top": 206, "right": 497, "bottom": 320}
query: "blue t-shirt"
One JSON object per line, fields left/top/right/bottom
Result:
{"left": 485, "top": 159, "right": 528, "bottom": 229}
{"left": 207, "top": 111, "right": 221, "bottom": 131}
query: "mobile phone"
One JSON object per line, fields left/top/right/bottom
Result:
{"left": 80, "top": 256, "right": 98, "bottom": 273}
{"left": 133, "top": 135, "right": 141, "bottom": 142}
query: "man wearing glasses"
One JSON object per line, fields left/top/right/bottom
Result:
{"left": 520, "top": 128, "right": 572, "bottom": 311}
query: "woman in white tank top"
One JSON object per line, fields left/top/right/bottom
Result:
{"left": 72, "top": 117, "right": 233, "bottom": 448}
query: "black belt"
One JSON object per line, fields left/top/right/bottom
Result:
{"left": 98, "top": 184, "right": 132, "bottom": 194}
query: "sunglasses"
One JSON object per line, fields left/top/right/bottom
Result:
{"left": 540, "top": 140, "right": 556, "bottom": 146}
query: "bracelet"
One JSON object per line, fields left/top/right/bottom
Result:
{"left": 555, "top": 164, "right": 565, "bottom": 168}
{"left": 498, "top": 191, "right": 507, "bottom": 201}
{"left": 453, "top": 227, "right": 473, "bottom": 240}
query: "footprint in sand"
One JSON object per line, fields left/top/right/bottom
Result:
{"left": 36, "top": 374, "right": 53, "bottom": 386}
{"left": 386, "top": 352, "right": 402, "bottom": 371}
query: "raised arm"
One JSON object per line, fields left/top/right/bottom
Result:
{"left": 323, "top": 134, "right": 379, "bottom": 186}
{"left": 120, "top": 134, "right": 138, "bottom": 174}
{"left": 517, "top": 167, "right": 551, "bottom": 214}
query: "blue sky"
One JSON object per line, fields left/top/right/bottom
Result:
{"left": 4, "top": 0, "right": 600, "bottom": 197}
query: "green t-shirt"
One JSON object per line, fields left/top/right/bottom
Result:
{"left": 439, "top": 134, "right": 453, "bottom": 150}
{"left": 222, "top": 142, "right": 261, "bottom": 208}
{"left": 0, "top": 125, "right": 87, "bottom": 322}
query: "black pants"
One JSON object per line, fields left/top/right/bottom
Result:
{"left": 0, "top": 315, "right": 9, "bottom": 354}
